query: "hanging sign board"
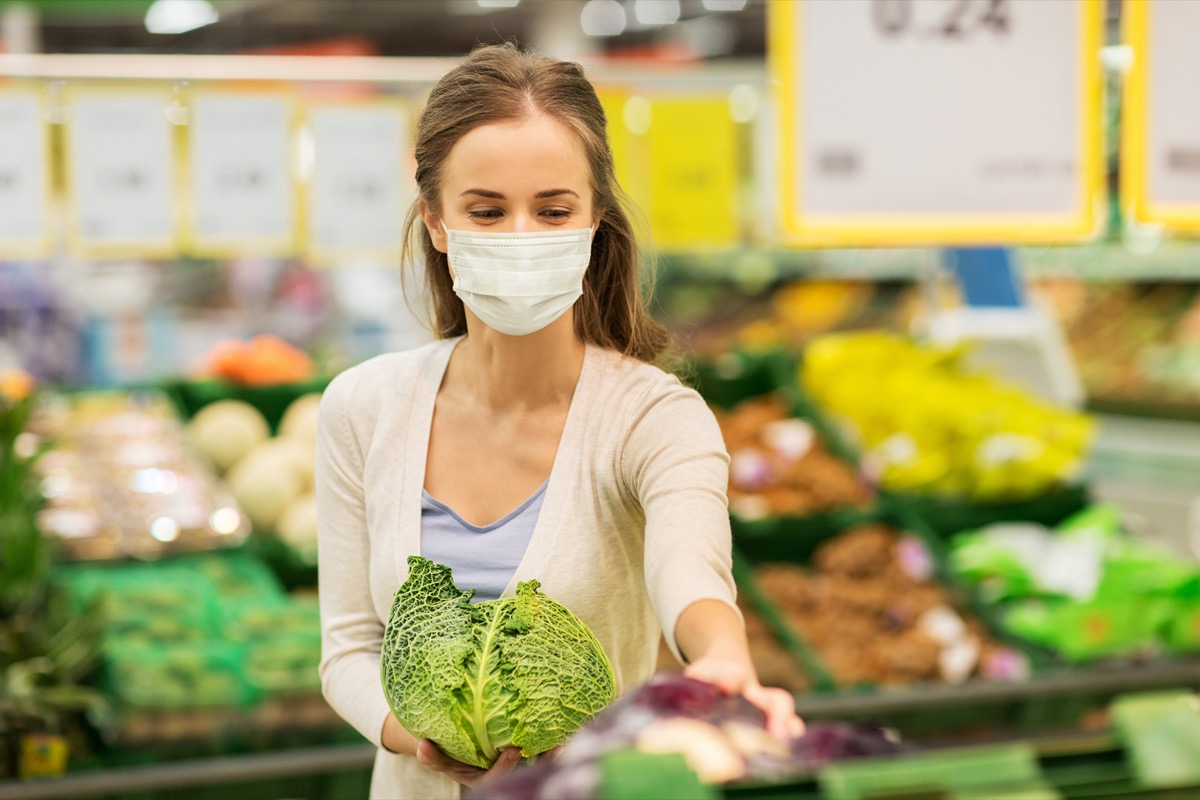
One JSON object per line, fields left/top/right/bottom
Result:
{"left": 770, "top": 0, "right": 1104, "bottom": 246}
{"left": 1122, "top": 0, "right": 1200, "bottom": 234}
{"left": 65, "top": 90, "right": 179, "bottom": 257}
{"left": 0, "top": 89, "right": 50, "bottom": 258}
{"left": 188, "top": 92, "right": 297, "bottom": 256}
{"left": 647, "top": 97, "right": 740, "bottom": 249}
{"left": 305, "top": 102, "right": 412, "bottom": 261}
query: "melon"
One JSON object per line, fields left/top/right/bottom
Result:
{"left": 278, "top": 393, "right": 323, "bottom": 445}
{"left": 226, "top": 442, "right": 305, "bottom": 531}
{"left": 188, "top": 400, "right": 270, "bottom": 473}
{"left": 278, "top": 493, "right": 319, "bottom": 562}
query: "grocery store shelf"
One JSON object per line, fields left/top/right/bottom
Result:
{"left": 793, "top": 658, "right": 1200, "bottom": 720}
{"left": 0, "top": 53, "right": 766, "bottom": 88}
{"left": 0, "top": 743, "right": 376, "bottom": 800}
{"left": 658, "top": 240, "right": 1200, "bottom": 283}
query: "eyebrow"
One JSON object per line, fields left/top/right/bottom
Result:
{"left": 459, "top": 188, "right": 581, "bottom": 200}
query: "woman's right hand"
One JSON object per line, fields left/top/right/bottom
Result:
{"left": 415, "top": 739, "right": 522, "bottom": 788}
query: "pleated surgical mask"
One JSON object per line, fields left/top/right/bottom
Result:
{"left": 442, "top": 221, "right": 594, "bottom": 337}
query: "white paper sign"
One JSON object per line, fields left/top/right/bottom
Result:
{"left": 1124, "top": 0, "right": 1200, "bottom": 231}
{"left": 0, "top": 91, "right": 49, "bottom": 252}
{"left": 772, "top": 0, "right": 1102, "bottom": 245}
{"left": 308, "top": 104, "right": 412, "bottom": 255}
{"left": 189, "top": 94, "right": 295, "bottom": 252}
{"left": 67, "top": 93, "right": 177, "bottom": 251}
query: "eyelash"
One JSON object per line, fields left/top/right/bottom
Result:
{"left": 466, "top": 208, "right": 573, "bottom": 221}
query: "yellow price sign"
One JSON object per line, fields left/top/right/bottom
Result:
{"left": 645, "top": 97, "right": 740, "bottom": 250}
{"left": 186, "top": 90, "right": 300, "bottom": 258}
{"left": 770, "top": 0, "right": 1105, "bottom": 247}
{"left": 303, "top": 100, "right": 414, "bottom": 265}
{"left": 1122, "top": 0, "right": 1200, "bottom": 234}
{"left": 64, "top": 87, "right": 183, "bottom": 259}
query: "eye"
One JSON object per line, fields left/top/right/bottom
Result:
{"left": 541, "top": 208, "right": 573, "bottom": 220}
{"left": 466, "top": 208, "right": 503, "bottom": 220}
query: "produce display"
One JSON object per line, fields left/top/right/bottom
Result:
{"left": 713, "top": 393, "right": 871, "bottom": 520}
{"left": 186, "top": 393, "right": 321, "bottom": 560}
{"left": 30, "top": 392, "right": 250, "bottom": 561}
{"left": 381, "top": 557, "right": 616, "bottom": 769}
{"left": 51, "top": 552, "right": 330, "bottom": 745}
{"left": 204, "top": 334, "right": 316, "bottom": 387}
{"left": 672, "top": 279, "right": 919, "bottom": 361}
{"left": 951, "top": 505, "right": 1200, "bottom": 662}
{"left": 476, "top": 673, "right": 905, "bottom": 800}
{"left": 1031, "top": 279, "right": 1200, "bottom": 408}
{"left": 802, "top": 331, "right": 1095, "bottom": 502}
{"left": 752, "top": 524, "right": 1029, "bottom": 687}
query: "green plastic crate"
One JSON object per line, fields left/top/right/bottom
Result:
{"left": 159, "top": 377, "right": 330, "bottom": 434}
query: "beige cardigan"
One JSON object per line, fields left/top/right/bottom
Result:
{"left": 316, "top": 337, "right": 737, "bottom": 799}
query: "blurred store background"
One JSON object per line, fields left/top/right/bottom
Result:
{"left": 3, "top": 0, "right": 1200, "bottom": 798}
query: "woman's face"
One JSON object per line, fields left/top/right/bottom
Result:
{"left": 422, "top": 113, "right": 598, "bottom": 252}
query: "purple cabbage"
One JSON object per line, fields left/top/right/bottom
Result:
{"left": 472, "top": 674, "right": 907, "bottom": 800}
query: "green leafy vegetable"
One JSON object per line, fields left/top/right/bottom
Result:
{"left": 381, "top": 556, "right": 616, "bottom": 768}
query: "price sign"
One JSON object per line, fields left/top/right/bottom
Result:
{"left": 306, "top": 102, "right": 413, "bottom": 260}
{"left": 770, "top": 0, "right": 1104, "bottom": 246}
{"left": 647, "top": 97, "right": 740, "bottom": 249}
{"left": 188, "top": 93, "right": 296, "bottom": 255}
{"left": 66, "top": 90, "right": 179, "bottom": 256}
{"left": 0, "top": 90, "right": 50, "bottom": 257}
{"left": 1122, "top": 0, "right": 1200, "bottom": 233}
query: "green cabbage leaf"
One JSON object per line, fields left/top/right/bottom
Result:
{"left": 381, "top": 556, "right": 616, "bottom": 768}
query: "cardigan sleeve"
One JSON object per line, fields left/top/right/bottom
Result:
{"left": 622, "top": 379, "right": 739, "bottom": 662}
{"left": 315, "top": 368, "right": 392, "bottom": 749}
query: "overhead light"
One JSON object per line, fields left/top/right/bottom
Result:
{"left": 144, "top": 0, "right": 219, "bottom": 34}
{"left": 477, "top": 0, "right": 521, "bottom": 8}
{"left": 702, "top": 0, "right": 747, "bottom": 11}
{"left": 633, "top": 0, "right": 681, "bottom": 26}
{"left": 581, "top": 0, "right": 627, "bottom": 37}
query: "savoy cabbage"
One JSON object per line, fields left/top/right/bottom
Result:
{"left": 381, "top": 556, "right": 617, "bottom": 768}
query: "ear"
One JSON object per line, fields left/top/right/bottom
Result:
{"left": 420, "top": 198, "right": 448, "bottom": 254}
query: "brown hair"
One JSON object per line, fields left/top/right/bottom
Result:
{"left": 401, "top": 42, "right": 669, "bottom": 364}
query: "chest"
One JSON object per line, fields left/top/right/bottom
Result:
{"left": 423, "top": 399, "right": 570, "bottom": 528}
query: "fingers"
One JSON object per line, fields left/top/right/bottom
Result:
{"left": 416, "top": 740, "right": 522, "bottom": 788}
{"left": 415, "top": 740, "right": 488, "bottom": 786}
{"left": 485, "top": 748, "right": 523, "bottom": 778}
{"left": 744, "top": 683, "right": 805, "bottom": 740}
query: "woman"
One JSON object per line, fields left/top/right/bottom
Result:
{"left": 316, "top": 42, "right": 801, "bottom": 800}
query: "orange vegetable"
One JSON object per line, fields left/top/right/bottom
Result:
{"left": 206, "top": 335, "right": 314, "bottom": 386}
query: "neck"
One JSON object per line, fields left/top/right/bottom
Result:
{"left": 448, "top": 315, "right": 586, "bottom": 412}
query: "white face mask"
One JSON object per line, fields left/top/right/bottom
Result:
{"left": 441, "top": 221, "right": 593, "bottom": 337}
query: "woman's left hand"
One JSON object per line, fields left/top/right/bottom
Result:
{"left": 683, "top": 651, "right": 805, "bottom": 740}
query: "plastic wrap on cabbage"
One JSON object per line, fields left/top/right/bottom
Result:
{"left": 471, "top": 674, "right": 906, "bottom": 800}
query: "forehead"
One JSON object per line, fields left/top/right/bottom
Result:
{"left": 440, "top": 114, "right": 592, "bottom": 197}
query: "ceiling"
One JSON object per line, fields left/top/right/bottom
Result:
{"left": 14, "top": 0, "right": 768, "bottom": 60}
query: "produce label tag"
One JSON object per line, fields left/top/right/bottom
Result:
{"left": 19, "top": 733, "right": 68, "bottom": 779}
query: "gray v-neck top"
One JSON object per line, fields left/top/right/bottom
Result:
{"left": 419, "top": 480, "right": 549, "bottom": 603}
